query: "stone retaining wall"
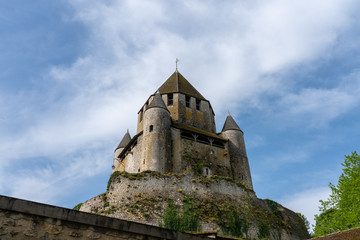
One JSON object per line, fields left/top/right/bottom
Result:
{"left": 0, "top": 195, "right": 210, "bottom": 240}
{"left": 311, "top": 227, "right": 360, "bottom": 240}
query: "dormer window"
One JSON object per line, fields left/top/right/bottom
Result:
{"left": 196, "top": 99, "right": 201, "bottom": 110}
{"left": 167, "top": 93, "right": 173, "bottom": 106}
{"left": 185, "top": 95, "right": 191, "bottom": 108}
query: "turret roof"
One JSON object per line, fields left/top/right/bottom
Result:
{"left": 146, "top": 91, "right": 168, "bottom": 111}
{"left": 157, "top": 71, "right": 206, "bottom": 100}
{"left": 222, "top": 113, "right": 243, "bottom": 132}
{"left": 115, "top": 130, "right": 131, "bottom": 151}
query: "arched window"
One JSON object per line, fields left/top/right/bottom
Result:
{"left": 149, "top": 125, "right": 154, "bottom": 132}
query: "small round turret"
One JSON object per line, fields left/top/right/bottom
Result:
{"left": 221, "top": 113, "right": 253, "bottom": 189}
{"left": 113, "top": 130, "right": 131, "bottom": 172}
{"left": 141, "top": 91, "right": 171, "bottom": 172}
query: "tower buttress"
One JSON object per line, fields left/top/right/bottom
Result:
{"left": 141, "top": 92, "right": 171, "bottom": 172}
{"left": 221, "top": 113, "right": 253, "bottom": 189}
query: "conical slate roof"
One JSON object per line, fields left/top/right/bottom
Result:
{"left": 146, "top": 91, "right": 168, "bottom": 111}
{"left": 158, "top": 71, "right": 206, "bottom": 100}
{"left": 115, "top": 130, "right": 131, "bottom": 151}
{"left": 222, "top": 113, "right": 243, "bottom": 132}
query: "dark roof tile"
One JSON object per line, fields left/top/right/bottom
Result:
{"left": 158, "top": 71, "right": 206, "bottom": 100}
{"left": 222, "top": 113, "right": 243, "bottom": 132}
{"left": 115, "top": 131, "right": 131, "bottom": 151}
{"left": 146, "top": 91, "right": 168, "bottom": 111}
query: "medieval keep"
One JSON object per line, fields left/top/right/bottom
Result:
{"left": 80, "top": 70, "right": 310, "bottom": 240}
{"left": 112, "top": 70, "right": 253, "bottom": 189}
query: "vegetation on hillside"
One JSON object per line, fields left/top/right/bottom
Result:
{"left": 102, "top": 170, "right": 308, "bottom": 239}
{"left": 73, "top": 203, "right": 83, "bottom": 211}
{"left": 296, "top": 212, "right": 310, "bottom": 233}
{"left": 160, "top": 196, "right": 201, "bottom": 232}
{"left": 313, "top": 151, "right": 360, "bottom": 237}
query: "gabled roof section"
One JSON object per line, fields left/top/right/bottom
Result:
{"left": 115, "top": 130, "right": 131, "bottom": 151}
{"left": 222, "top": 113, "right": 243, "bottom": 132}
{"left": 146, "top": 91, "right": 168, "bottom": 111}
{"left": 158, "top": 71, "right": 206, "bottom": 100}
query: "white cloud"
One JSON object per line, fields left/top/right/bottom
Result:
{"left": 280, "top": 187, "right": 331, "bottom": 231}
{"left": 271, "top": 71, "right": 360, "bottom": 129}
{"left": 1, "top": 148, "right": 111, "bottom": 205}
{"left": 1, "top": 0, "right": 360, "bottom": 205}
{"left": 245, "top": 0, "right": 355, "bottom": 72}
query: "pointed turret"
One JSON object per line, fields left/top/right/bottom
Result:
{"left": 115, "top": 130, "right": 131, "bottom": 151}
{"left": 221, "top": 113, "right": 253, "bottom": 189}
{"left": 146, "top": 91, "right": 168, "bottom": 111}
{"left": 113, "top": 130, "right": 132, "bottom": 173}
{"left": 222, "top": 113, "right": 243, "bottom": 132}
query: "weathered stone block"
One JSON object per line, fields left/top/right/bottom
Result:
{"left": 69, "top": 231, "right": 82, "bottom": 237}
{"left": 2, "top": 219, "right": 15, "bottom": 226}
{"left": 0, "top": 227, "right": 8, "bottom": 236}
{"left": 88, "top": 232, "right": 101, "bottom": 239}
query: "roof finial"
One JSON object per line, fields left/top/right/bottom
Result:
{"left": 175, "top": 58, "right": 179, "bottom": 72}
{"left": 228, "top": 111, "right": 231, "bottom": 116}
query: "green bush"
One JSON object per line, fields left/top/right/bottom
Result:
{"left": 258, "top": 220, "right": 270, "bottom": 239}
{"left": 163, "top": 200, "right": 181, "bottom": 230}
{"left": 265, "top": 199, "right": 282, "bottom": 219}
{"left": 218, "top": 206, "right": 248, "bottom": 238}
{"left": 196, "top": 162, "right": 203, "bottom": 174}
{"left": 162, "top": 196, "right": 201, "bottom": 232}
{"left": 107, "top": 171, "right": 122, "bottom": 191}
{"left": 73, "top": 203, "right": 83, "bottom": 211}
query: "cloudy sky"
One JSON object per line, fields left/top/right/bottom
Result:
{"left": 1, "top": 0, "right": 360, "bottom": 229}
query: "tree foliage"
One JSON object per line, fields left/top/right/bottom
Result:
{"left": 313, "top": 151, "right": 360, "bottom": 237}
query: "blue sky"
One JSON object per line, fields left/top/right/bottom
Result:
{"left": 1, "top": 0, "right": 360, "bottom": 229}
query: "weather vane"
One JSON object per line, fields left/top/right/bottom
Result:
{"left": 176, "top": 58, "right": 179, "bottom": 71}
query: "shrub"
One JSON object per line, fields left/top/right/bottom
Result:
{"left": 107, "top": 171, "right": 122, "bottom": 191}
{"left": 218, "top": 206, "right": 248, "bottom": 238}
{"left": 258, "top": 220, "right": 270, "bottom": 239}
{"left": 73, "top": 203, "right": 83, "bottom": 211}
{"left": 265, "top": 199, "right": 282, "bottom": 219}
{"left": 161, "top": 197, "right": 200, "bottom": 232}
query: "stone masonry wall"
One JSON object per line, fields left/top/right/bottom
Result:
{"left": 311, "top": 227, "right": 360, "bottom": 240}
{"left": 0, "top": 195, "right": 210, "bottom": 240}
{"left": 80, "top": 173, "right": 309, "bottom": 240}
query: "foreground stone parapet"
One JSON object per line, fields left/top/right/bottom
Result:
{"left": 0, "top": 195, "right": 210, "bottom": 240}
{"left": 311, "top": 227, "right": 360, "bottom": 240}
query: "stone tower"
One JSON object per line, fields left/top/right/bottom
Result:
{"left": 82, "top": 70, "right": 310, "bottom": 240}
{"left": 141, "top": 91, "right": 171, "bottom": 172}
{"left": 221, "top": 113, "right": 253, "bottom": 189}
{"left": 113, "top": 70, "right": 253, "bottom": 189}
